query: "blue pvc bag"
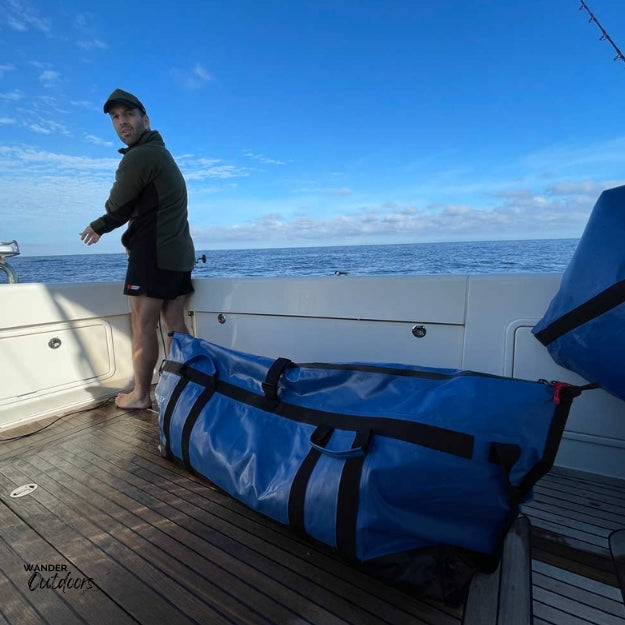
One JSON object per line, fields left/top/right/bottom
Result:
{"left": 156, "top": 333, "right": 585, "bottom": 604}
{"left": 533, "top": 185, "right": 625, "bottom": 401}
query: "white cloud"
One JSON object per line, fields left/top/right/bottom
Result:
{"left": 188, "top": 182, "right": 601, "bottom": 249}
{"left": 185, "top": 164, "right": 250, "bottom": 181}
{"left": 176, "top": 155, "right": 250, "bottom": 181}
{"left": 195, "top": 157, "right": 221, "bottom": 167}
{"left": 0, "top": 145, "right": 119, "bottom": 176}
{"left": 77, "top": 39, "right": 107, "bottom": 51}
{"left": 0, "top": 145, "right": 121, "bottom": 253}
{"left": 244, "top": 151, "right": 286, "bottom": 166}
{"left": 71, "top": 13, "right": 107, "bottom": 55}
{"left": 490, "top": 188, "right": 534, "bottom": 200}
{"left": 3, "top": 0, "right": 50, "bottom": 33}
{"left": 35, "top": 94, "right": 64, "bottom": 112}
{"left": 24, "top": 119, "right": 69, "bottom": 135}
{"left": 545, "top": 179, "right": 620, "bottom": 196}
{"left": 0, "top": 64, "right": 16, "bottom": 78}
{"left": 170, "top": 63, "right": 212, "bottom": 91}
{"left": 291, "top": 185, "right": 353, "bottom": 196}
{"left": 38, "top": 70, "right": 60, "bottom": 88}
{"left": 70, "top": 99, "right": 99, "bottom": 111}
{"left": 7, "top": 16, "right": 27, "bottom": 31}
{"left": 0, "top": 117, "right": 16, "bottom": 125}
{"left": 84, "top": 134, "right": 113, "bottom": 147}
{"left": 0, "top": 89, "right": 24, "bottom": 101}
{"left": 0, "top": 174, "right": 114, "bottom": 254}
{"left": 0, "top": 134, "right": 616, "bottom": 256}
{"left": 521, "top": 137, "right": 625, "bottom": 172}
{"left": 193, "top": 64, "right": 211, "bottom": 81}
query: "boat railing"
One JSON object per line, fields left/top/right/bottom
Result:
{"left": 0, "top": 240, "right": 19, "bottom": 283}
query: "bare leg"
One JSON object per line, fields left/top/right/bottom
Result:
{"left": 116, "top": 295, "right": 163, "bottom": 409}
{"left": 161, "top": 294, "right": 190, "bottom": 353}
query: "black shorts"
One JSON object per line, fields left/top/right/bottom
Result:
{"left": 124, "top": 257, "right": 194, "bottom": 299}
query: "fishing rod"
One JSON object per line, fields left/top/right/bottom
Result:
{"left": 579, "top": 0, "right": 625, "bottom": 66}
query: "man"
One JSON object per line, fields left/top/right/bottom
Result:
{"left": 80, "top": 88, "right": 195, "bottom": 410}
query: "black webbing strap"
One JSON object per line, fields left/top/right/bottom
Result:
{"left": 161, "top": 360, "right": 215, "bottom": 388}
{"left": 161, "top": 376, "right": 190, "bottom": 460}
{"left": 163, "top": 360, "right": 474, "bottom": 460}
{"left": 180, "top": 384, "right": 217, "bottom": 474}
{"left": 489, "top": 442, "right": 523, "bottom": 510}
{"left": 227, "top": 379, "right": 473, "bottom": 459}
{"left": 262, "top": 357, "right": 293, "bottom": 407}
{"left": 288, "top": 424, "right": 333, "bottom": 532}
{"left": 336, "top": 428, "right": 372, "bottom": 560}
{"left": 161, "top": 359, "right": 216, "bottom": 463}
{"left": 518, "top": 384, "right": 586, "bottom": 497}
{"left": 534, "top": 279, "right": 625, "bottom": 345}
{"left": 489, "top": 384, "right": 598, "bottom": 503}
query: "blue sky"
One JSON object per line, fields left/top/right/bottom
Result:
{"left": 1, "top": 0, "right": 625, "bottom": 256}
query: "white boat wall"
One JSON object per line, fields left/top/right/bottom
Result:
{"left": 1, "top": 272, "right": 623, "bottom": 480}
{"left": 0, "top": 281, "right": 135, "bottom": 426}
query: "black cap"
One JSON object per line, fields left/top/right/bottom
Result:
{"left": 103, "top": 89, "right": 146, "bottom": 114}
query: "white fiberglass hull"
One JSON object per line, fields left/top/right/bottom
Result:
{"left": 1, "top": 273, "right": 623, "bottom": 479}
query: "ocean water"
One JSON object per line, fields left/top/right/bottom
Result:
{"left": 2, "top": 239, "right": 579, "bottom": 285}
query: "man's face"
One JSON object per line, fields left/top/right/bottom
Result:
{"left": 108, "top": 104, "right": 149, "bottom": 146}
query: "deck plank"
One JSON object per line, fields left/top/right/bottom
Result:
{"left": 610, "top": 529, "right": 625, "bottom": 606}
{"left": 0, "top": 462, "right": 234, "bottom": 625}
{"left": 0, "top": 498, "right": 139, "bottom": 625}
{"left": 533, "top": 586, "right": 624, "bottom": 625}
{"left": 523, "top": 498, "right": 625, "bottom": 531}
{"left": 0, "top": 399, "right": 120, "bottom": 462}
{"left": 532, "top": 562, "right": 624, "bottom": 617}
{"left": 522, "top": 464, "right": 625, "bottom": 592}
{"left": 531, "top": 561, "right": 625, "bottom": 625}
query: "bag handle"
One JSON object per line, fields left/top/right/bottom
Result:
{"left": 309, "top": 425, "right": 372, "bottom": 459}
{"left": 262, "top": 357, "right": 293, "bottom": 400}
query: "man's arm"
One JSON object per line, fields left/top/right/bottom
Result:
{"left": 81, "top": 149, "right": 149, "bottom": 243}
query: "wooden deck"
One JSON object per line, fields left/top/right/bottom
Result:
{"left": 521, "top": 466, "right": 625, "bottom": 625}
{"left": 0, "top": 400, "right": 623, "bottom": 625}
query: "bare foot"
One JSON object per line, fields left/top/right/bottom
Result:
{"left": 115, "top": 390, "right": 152, "bottom": 410}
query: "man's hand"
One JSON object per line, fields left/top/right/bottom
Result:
{"left": 80, "top": 226, "right": 101, "bottom": 245}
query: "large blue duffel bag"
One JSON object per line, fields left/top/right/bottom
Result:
{"left": 533, "top": 185, "right": 625, "bottom": 401}
{"left": 156, "top": 333, "right": 587, "bottom": 604}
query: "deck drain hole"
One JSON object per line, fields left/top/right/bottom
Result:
{"left": 10, "top": 483, "right": 38, "bottom": 498}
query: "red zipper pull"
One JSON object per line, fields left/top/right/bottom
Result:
{"left": 551, "top": 381, "right": 571, "bottom": 405}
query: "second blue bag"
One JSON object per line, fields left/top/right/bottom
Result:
{"left": 156, "top": 333, "right": 586, "bottom": 604}
{"left": 532, "top": 185, "right": 625, "bottom": 401}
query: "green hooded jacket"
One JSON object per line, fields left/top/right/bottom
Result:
{"left": 90, "top": 130, "right": 195, "bottom": 271}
